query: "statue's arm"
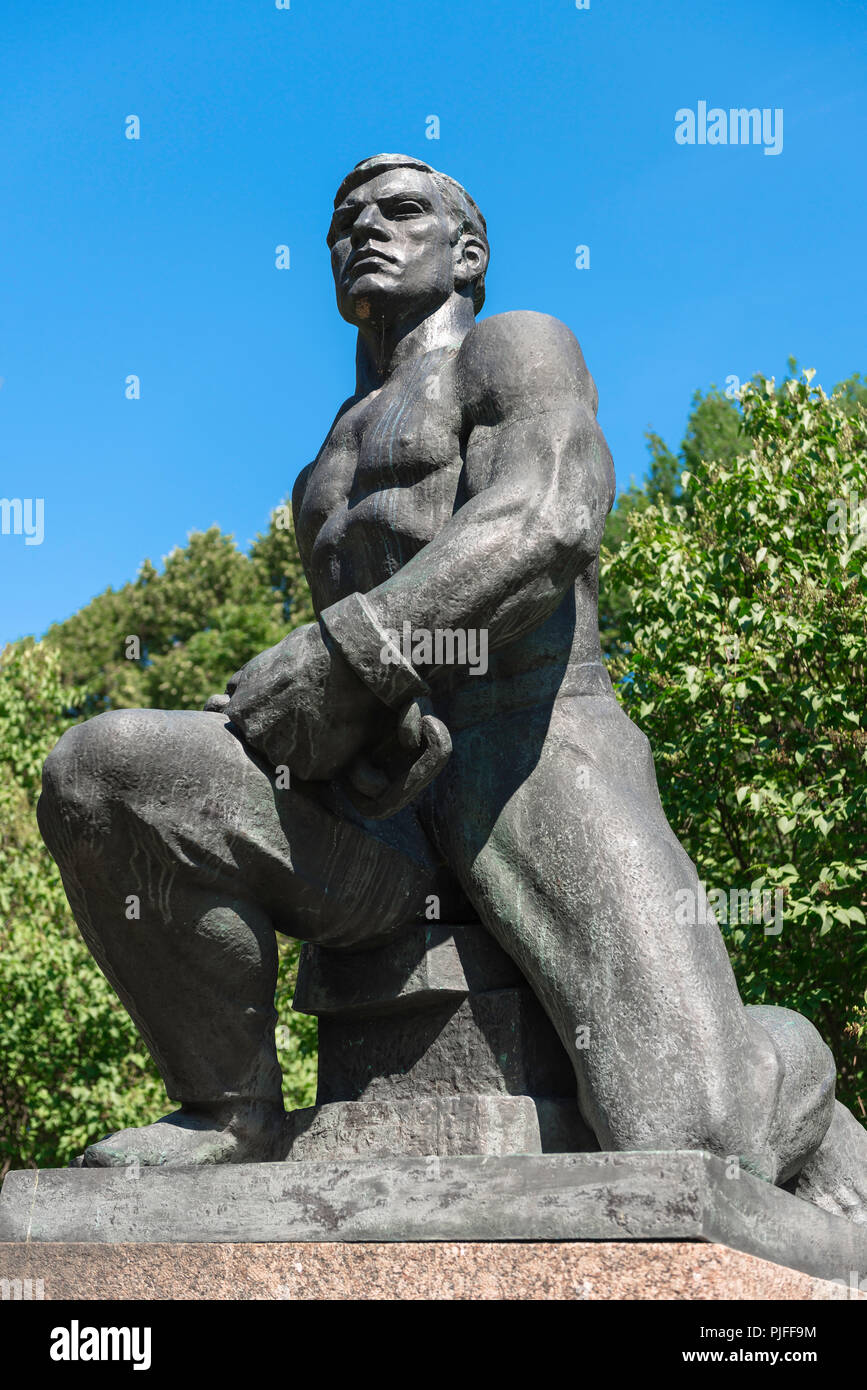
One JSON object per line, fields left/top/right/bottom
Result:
{"left": 319, "top": 311, "right": 615, "bottom": 701}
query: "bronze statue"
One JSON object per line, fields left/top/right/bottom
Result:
{"left": 37, "top": 154, "right": 866, "bottom": 1224}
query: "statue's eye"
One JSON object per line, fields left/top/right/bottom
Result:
{"left": 392, "top": 201, "right": 425, "bottom": 218}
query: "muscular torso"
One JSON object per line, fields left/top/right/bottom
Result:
{"left": 295, "top": 331, "right": 606, "bottom": 699}
{"left": 296, "top": 345, "right": 466, "bottom": 606}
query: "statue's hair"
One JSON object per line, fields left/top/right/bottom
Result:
{"left": 332, "top": 154, "right": 489, "bottom": 314}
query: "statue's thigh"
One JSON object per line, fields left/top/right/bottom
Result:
{"left": 434, "top": 697, "right": 751, "bottom": 1057}
{"left": 42, "top": 707, "right": 436, "bottom": 948}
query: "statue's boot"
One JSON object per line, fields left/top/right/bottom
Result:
{"left": 791, "top": 1102, "right": 867, "bottom": 1224}
{"left": 70, "top": 1100, "right": 288, "bottom": 1169}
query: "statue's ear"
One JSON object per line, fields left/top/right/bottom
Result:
{"left": 453, "top": 232, "right": 488, "bottom": 292}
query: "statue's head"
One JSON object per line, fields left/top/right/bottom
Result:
{"left": 327, "top": 154, "right": 489, "bottom": 330}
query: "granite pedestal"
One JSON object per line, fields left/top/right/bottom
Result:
{"left": 2, "top": 1151, "right": 867, "bottom": 1289}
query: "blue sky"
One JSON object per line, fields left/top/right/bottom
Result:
{"left": 1, "top": 0, "right": 865, "bottom": 647}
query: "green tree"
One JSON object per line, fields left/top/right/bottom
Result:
{"left": 603, "top": 371, "right": 867, "bottom": 1118}
{"left": 600, "top": 387, "right": 744, "bottom": 659}
{"left": 0, "top": 640, "right": 168, "bottom": 1175}
{"left": 832, "top": 371, "right": 867, "bottom": 418}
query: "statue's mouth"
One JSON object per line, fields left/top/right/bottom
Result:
{"left": 346, "top": 248, "right": 397, "bottom": 276}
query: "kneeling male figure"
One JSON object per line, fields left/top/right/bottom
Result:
{"left": 39, "top": 153, "right": 867, "bottom": 1220}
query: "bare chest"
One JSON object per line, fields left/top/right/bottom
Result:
{"left": 297, "top": 354, "right": 466, "bottom": 601}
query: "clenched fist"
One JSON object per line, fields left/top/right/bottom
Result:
{"left": 215, "top": 622, "right": 386, "bottom": 780}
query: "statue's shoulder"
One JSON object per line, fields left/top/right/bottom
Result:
{"left": 461, "top": 309, "right": 578, "bottom": 350}
{"left": 456, "top": 312, "right": 590, "bottom": 418}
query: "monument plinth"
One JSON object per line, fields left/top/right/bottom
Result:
{"left": 3, "top": 1151, "right": 867, "bottom": 1290}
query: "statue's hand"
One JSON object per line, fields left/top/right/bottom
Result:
{"left": 223, "top": 622, "right": 385, "bottom": 780}
{"left": 203, "top": 693, "right": 231, "bottom": 713}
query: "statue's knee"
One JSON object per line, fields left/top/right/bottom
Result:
{"left": 747, "top": 1004, "right": 837, "bottom": 1178}
{"left": 39, "top": 710, "right": 144, "bottom": 844}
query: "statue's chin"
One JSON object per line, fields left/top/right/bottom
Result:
{"left": 338, "top": 283, "right": 398, "bottom": 327}
{"left": 338, "top": 280, "right": 449, "bottom": 332}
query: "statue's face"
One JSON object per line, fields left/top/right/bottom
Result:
{"left": 328, "top": 168, "right": 457, "bottom": 327}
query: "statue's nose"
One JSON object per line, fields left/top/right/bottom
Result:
{"left": 351, "top": 206, "right": 388, "bottom": 244}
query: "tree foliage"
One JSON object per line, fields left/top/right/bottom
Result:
{"left": 0, "top": 640, "right": 167, "bottom": 1174}
{"left": 600, "top": 386, "right": 744, "bottom": 659}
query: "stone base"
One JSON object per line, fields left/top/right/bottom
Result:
{"left": 0, "top": 1240, "right": 860, "bottom": 1300}
{"left": 289, "top": 922, "right": 596, "bottom": 1160}
{"left": 286, "top": 1095, "right": 586, "bottom": 1159}
{"left": 3, "top": 1151, "right": 867, "bottom": 1285}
